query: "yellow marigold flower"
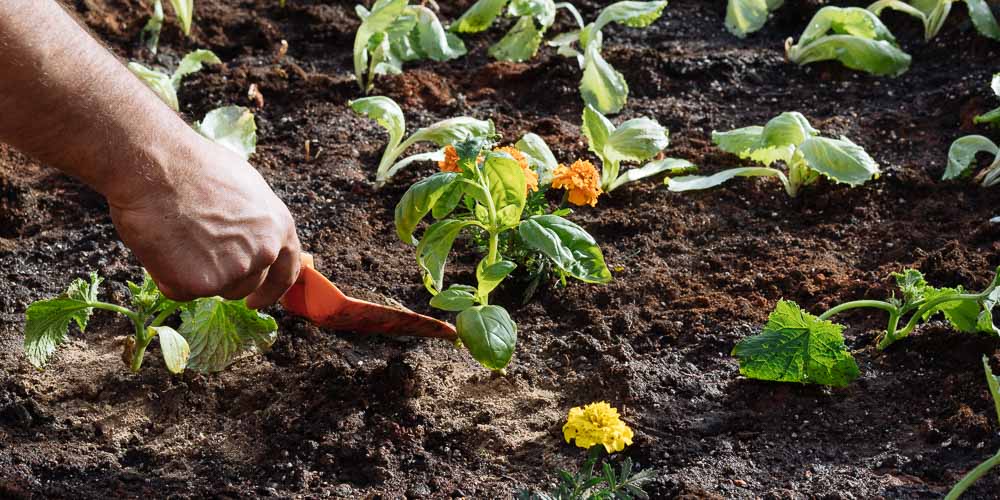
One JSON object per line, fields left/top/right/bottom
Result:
{"left": 494, "top": 145, "right": 539, "bottom": 193}
{"left": 438, "top": 145, "right": 462, "bottom": 173}
{"left": 563, "top": 401, "right": 634, "bottom": 453}
{"left": 552, "top": 159, "right": 602, "bottom": 207}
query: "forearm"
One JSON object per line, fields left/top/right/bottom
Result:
{"left": 0, "top": 0, "right": 196, "bottom": 207}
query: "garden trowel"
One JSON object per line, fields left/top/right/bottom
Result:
{"left": 280, "top": 253, "right": 457, "bottom": 340}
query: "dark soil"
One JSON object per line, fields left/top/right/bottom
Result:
{"left": 2, "top": 0, "right": 1000, "bottom": 498}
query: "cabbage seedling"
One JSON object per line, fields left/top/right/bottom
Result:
{"left": 725, "top": 0, "right": 783, "bottom": 38}
{"left": 395, "top": 137, "right": 611, "bottom": 371}
{"left": 581, "top": 105, "right": 695, "bottom": 193}
{"left": 974, "top": 74, "right": 1000, "bottom": 126}
{"left": 547, "top": 1, "right": 668, "bottom": 114}
{"left": 196, "top": 106, "right": 258, "bottom": 160}
{"left": 353, "top": 0, "right": 466, "bottom": 94}
{"left": 868, "top": 0, "right": 1000, "bottom": 42}
{"left": 449, "top": 0, "right": 584, "bottom": 63}
{"left": 667, "top": 112, "right": 879, "bottom": 197}
{"left": 349, "top": 96, "right": 494, "bottom": 187}
{"left": 944, "top": 135, "right": 1000, "bottom": 187}
{"left": 24, "top": 271, "right": 277, "bottom": 374}
{"left": 944, "top": 356, "right": 1000, "bottom": 499}
{"left": 128, "top": 49, "right": 221, "bottom": 111}
{"left": 141, "top": 0, "right": 195, "bottom": 54}
{"left": 732, "top": 268, "right": 1000, "bottom": 387}
{"left": 785, "top": 6, "right": 911, "bottom": 77}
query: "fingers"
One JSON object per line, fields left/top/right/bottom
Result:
{"left": 245, "top": 243, "right": 301, "bottom": 310}
{"left": 219, "top": 266, "right": 269, "bottom": 301}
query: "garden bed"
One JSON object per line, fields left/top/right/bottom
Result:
{"left": 2, "top": 0, "right": 1000, "bottom": 497}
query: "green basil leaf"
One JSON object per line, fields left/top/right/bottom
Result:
{"left": 489, "top": 16, "right": 544, "bottom": 62}
{"left": 411, "top": 5, "right": 467, "bottom": 61}
{"left": 518, "top": 215, "right": 612, "bottom": 284}
{"left": 195, "top": 106, "right": 258, "bottom": 160}
{"left": 457, "top": 305, "right": 517, "bottom": 370}
{"left": 128, "top": 63, "right": 178, "bottom": 111}
{"left": 395, "top": 172, "right": 460, "bottom": 244}
{"left": 665, "top": 167, "right": 787, "bottom": 192}
{"left": 609, "top": 158, "right": 696, "bottom": 191}
{"left": 477, "top": 259, "right": 517, "bottom": 298}
{"left": 798, "top": 136, "right": 880, "bottom": 186}
{"left": 178, "top": 298, "right": 278, "bottom": 373}
{"left": 350, "top": 96, "right": 406, "bottom": 149}
{"left": 432, "top": 179, "right": 466, "bottom": 219}
{"left": 712, "top": 126, "right": 764, "bottom": 155}
{"left": 945, "top": 135, "right": 999, "bottom": 180}
{"left": 516, "top": 133, "right": 559, "bottom": 185}
{"left": 171, "top": 49, "right": 221, "bottom": 88}
{"left": 580, "top": 37, "right": 628, "bottom": 115}
{"left": 417, "top": 219, "right": 475, "bottom": 294}
{"left": 24, "top": 273, "right": 102, "bottom": 369}
{"left": 430, "top": 285, "right": 478, "bottom": 311}
{"left": 152, "top": 326, "right": 190, "bottom": 374}
{"left": 451, "top": 0, "right": 510, "bottom": 33}
{"left": 605, "top": 117, "right": 670, "bottom": 164}
{"left": 484, "top": 152, "right": 527, "bottom": 227}
{"left": 965, "top": 0, "right": 1000, "bottom": 40}
{"left": 732, "top": 300, "right": 860, "bottom": 387}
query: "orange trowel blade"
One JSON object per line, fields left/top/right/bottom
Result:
{"left": 280, "top": 253, "right": 458, "bottom": 340}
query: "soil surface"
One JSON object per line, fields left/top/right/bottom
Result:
{"left": 3, "top": 0, "right": 1000, "bottom": 498}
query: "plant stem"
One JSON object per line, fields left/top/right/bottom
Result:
{"left": 129, "top": 318, "right": 151, "bottom": 373}
{"left": 90, "top": 301, "right": 140, "bottom": 320}
{"left": 944, "top": 449, "right": 1000, "bottom": 500}
{"left": 150, "top": 303, "right": 181, "bottom": 327}
{"left": 818, "top": 300, "right": 898, "bottom": 321}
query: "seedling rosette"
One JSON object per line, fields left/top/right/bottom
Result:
{"left": 868, "top": 0, "right": 1000, "bottom": 42}
{"left": 394, "top": 137, "right": 612, "bottom": 371}
{"left": 353, "top": 0, "right": 467, "bottom": 94}
{"left": 785, "top": 6, "right": 911, "bottom": 77}
{"left": 667, "top": 112, "right": 879, "bottom": 197}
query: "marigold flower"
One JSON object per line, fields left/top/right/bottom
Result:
{"left": 494, "top": 146, "right": 539, "bottom": 193}
{"left": 438, "top": 145, "right": 462, "bottom": 173}
{"left": 563, "top": 401, "right": 634, "bottom": 453}
{"left": 552, "top": 159, "right": 602, "bottom": 207}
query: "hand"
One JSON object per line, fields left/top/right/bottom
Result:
{"left": 109, "top": 134, "right": 301, "bottom": 309}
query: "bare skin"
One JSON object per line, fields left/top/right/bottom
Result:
{"left": 0, "top": 0, "right": 300, "bottom": 309}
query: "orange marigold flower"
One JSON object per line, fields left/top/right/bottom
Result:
{"left": 552, "top": 159, "right": 602, "bottom": 207}
{"left": 494, "top": 146, "right": 539, "bottom": 193}
{"left": 438, "top": 145, "right": 462, "bottom": 173}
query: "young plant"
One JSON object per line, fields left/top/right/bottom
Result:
{"left": 350, "top": 96, "right": 494, "bottom": 187}
{"left": 974, "top": 74, "right": 1000, "bottom": 127}
{"left": 353, "top": 0, "right": 466, "bottom": 94}
{"left": 581, "top": 105, "right": 696, "bottom": 194}
{"left": 732, "top": 268, "right": 1000, "bottom": 387}
{"left": 667, "top": 112, "right": 879, "bottom": 197}
{"left": 395, "top": 137, "right": 611, "bottom": 371}
{"left": 141, "top": 0, "right": 195, "bottom": 54}
{"left": 196, "top": 106, "right": 258, "bottom": 160}
{"left": 945, "top": 356, "right": 1000, "bottom": 499}
{"left": 128, "top": 49, "right": 221, "bottom": 111}
{"left": 725, "top": 0, "right": 783, "bottom": 38}
{"left": 24, "top": 271, "right": 277, "bottom": 374}
{"left": 450, "top": 0, "right": 584, "bottom": 62}
{"left": 547, "top": 1, "right": 668, "bottom": 114}
{"left": 784, "top": 6, "right": 911, "bottom": 77}
{"left": 868, "top": 0, "right": 1000, "bottom": 42}
{"left": 944, "top": 135, "right": 1000, "bottom": 187}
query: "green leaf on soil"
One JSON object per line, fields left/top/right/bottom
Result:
{"left": 24, "top": 273, "right": 102, "bottom": 369}
{"left": 178, "top": 298, "right": 278, "bottom": 373}
{"left": 457, "top": 305, "right": 517, "bottom": 370}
